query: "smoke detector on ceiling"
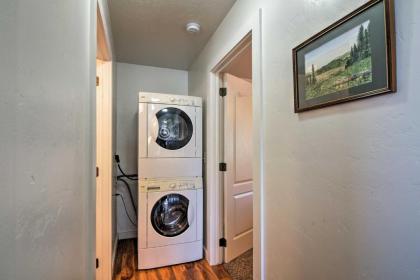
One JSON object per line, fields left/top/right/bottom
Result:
{"left": 186, "top": 22, "right": 201, "bottom": 33}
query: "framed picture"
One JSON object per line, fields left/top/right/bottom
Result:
{"left": 293, "top": 0, "right": 396, "bottom": 113}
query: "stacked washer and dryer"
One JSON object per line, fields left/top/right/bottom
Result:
{"left": 137, "top": 92, "right": 203, "bottom": 269}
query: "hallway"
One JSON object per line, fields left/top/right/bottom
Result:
{"left": 2, "top": 0, "right": 420, "bottom": 279}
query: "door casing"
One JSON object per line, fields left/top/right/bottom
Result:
{"left": 206, "top": 9, "right": 265, "bottom": 280}
{"left": 96, "top": 1, "right": 114, "bottom": 279}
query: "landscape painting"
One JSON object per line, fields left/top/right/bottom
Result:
{"left": 293, "top": 0, "right": 396, "bottom": 113}
{"left": 304, "top": 21, "right": 372, "bottom": 100}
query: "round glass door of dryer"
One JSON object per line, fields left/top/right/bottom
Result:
{"left": 151, "top": 193, "right": 190, "bottom": 237}
{"left": 155, "top": 107, "right": 193, "bottom": 150}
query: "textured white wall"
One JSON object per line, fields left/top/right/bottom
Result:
{"left": 115, "top": 62, "right": 188, "bottom": 237}
{"left": 0, "top": 1, "right": 17, "bottom": 278}
{"left": 189, "top": 0, "right": 420, "bottom": 279}
{"left": 0, "top": 0, "right": 96, "bottom": 279}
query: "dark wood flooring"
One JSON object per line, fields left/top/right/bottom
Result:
{"left": 113, "top": 239, "right": 232, "bottom": 280}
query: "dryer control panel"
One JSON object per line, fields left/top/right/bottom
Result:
{"left": 139, "top": 177, "right": 203, "bottom": 193}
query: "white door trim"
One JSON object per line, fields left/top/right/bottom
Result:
{"left": 206, "top": 9, "right": 265, "bottom": 280}
{"left": 96, "top": 2, "right": 114, "bottom": 279}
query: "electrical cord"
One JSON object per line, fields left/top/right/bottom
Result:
{"left": 117, "top": 174, "right": 138, "bottom": 180}
{"left": 114, "top": 154, "right": 138, "bottom": 227}
{"left": 117, "top": 164, "right": 138, "bottom": 181}
{"left": 115, "top": 154, "right": 138, "bottom": 181}
{"left": 117, "top": 177, "right": 137, "bottom": 213}
{"left": 115, "top": 193, "right": 137, "bottom": 226}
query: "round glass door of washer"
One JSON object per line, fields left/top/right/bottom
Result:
{"left": 151, "top": 193, "right": 190, "bottom": 237}
{"left": 155, "top": 107, "right": 193, "bottom": 150}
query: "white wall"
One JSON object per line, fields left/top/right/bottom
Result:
{"left": 0, "top": 1, "right": 17, "bottom": 278}
{"left": 116, "top": 62, "right": 188, "bottom": 237}
{"left": 0, "top": 0, "right": 96, "bottom": 279}
{"left": 189, "top": 0, "right": 420, "bottom": 279}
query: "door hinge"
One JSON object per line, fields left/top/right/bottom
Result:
{"left": 219, "top": 87, "right": 227, "bottom": 97}
{"left": 96, "top": 167, "right": 99, "bottom": 177}
{"left": 219, "top": 162, "right": 227, "bottom": 172}
{"left": 219, "top": 238, "right": 227, "bottom": 247}
{"left": 96, "top": 258, "right": 99, "bottom": 268}
{"left": 96, "top": 76, "right": 100, "bottom": 86}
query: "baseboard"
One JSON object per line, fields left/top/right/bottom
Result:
{"left": 204, "top": 246, "right": 210, "bottom": 262}
{"left": 111, "top": 233, "right": 119, "bottom": 274}
{"left": 118, "top": 230, "right": 137, "bottom": 240}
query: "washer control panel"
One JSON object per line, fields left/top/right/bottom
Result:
{"left": 139, "top": 177, "right": 203, "bottom": 193}
{"left": 139, "top": 92, "right": 202, "bottom": 107}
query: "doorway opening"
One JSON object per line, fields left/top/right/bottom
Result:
{"left": 220, "top": 37, "right": 253, "bottom": 279}
{"left": 205, "top": 9, "right": 265, "bottom": 279}
{"left": 208, "top": 22, "right": 263, "bottom": 278}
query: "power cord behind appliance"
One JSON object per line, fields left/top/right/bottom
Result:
{"left": 114, "top": 154, "right": 138, "bottom": 226}
{"left": 114, "top": 154, "right": 138, "bottom": 181}
{"left": 114, "top": 194, "right": 137, "bottom": 226}
{"left": 117, "top": 177, "right": 137, "bottom": 213}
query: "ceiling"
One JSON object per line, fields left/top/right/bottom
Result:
{"left": 109, "top": 0, "right": 236, "bottom": 70}
{"left": 223, "top": 44, "right": 252, "bottom": 80}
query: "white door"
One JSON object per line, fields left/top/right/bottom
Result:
{"left": 223, "top": 74, "right": 253, "bottom": 262}
{"left": 148, "top": 104, "right": 197, "bottom": 158}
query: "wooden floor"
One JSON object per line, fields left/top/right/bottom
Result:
{"left": 113, "top": 239, "right": 232, "bottom": 280}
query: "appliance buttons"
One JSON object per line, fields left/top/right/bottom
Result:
{"left": 147, "top": 185, "right": 160, "bottom": 191}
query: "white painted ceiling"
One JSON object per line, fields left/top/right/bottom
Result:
{"left": 109, "top": 0, "right": 236, "bottom": 70}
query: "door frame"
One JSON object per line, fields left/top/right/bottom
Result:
{"left": 207, "top": 9, "right": 264, "bottom": 280}
{"left": 96, "top": 1, "right": 114, "bottom": 279}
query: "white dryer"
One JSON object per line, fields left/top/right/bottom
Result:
{"left": 138, "top": 92, "right": 202, "bottom": 178}
{"left": 138, "top": 177, "right": 203, "bottom": 269}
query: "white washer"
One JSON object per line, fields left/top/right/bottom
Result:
{"left": 138, "top": 92, "right": 202, "bottom": 178}
{"left": 138, "top": 177, "right": 203, "bottom": 269}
